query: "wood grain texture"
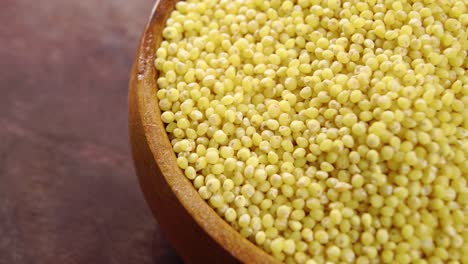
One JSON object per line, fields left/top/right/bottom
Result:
{"left": 128, "top": 1, "right": 279, "bottom": 263}
{"left": 0, "top": 0, "right": 181, "bottom": 263}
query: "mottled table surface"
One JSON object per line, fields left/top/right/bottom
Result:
{"left": 0, "top": 0, "right": 181, "bottom": 263}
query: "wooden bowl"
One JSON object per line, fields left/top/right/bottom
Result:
{"left": 128, "top": 1, "right": 279, "bottom": 263}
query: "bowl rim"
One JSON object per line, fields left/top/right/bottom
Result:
{"left": 129, "top": 1, "right": 279, "bottom": 263}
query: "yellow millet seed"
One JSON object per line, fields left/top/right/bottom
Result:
{"left": 157, "top": 0, "right": 468, "bottom": 262}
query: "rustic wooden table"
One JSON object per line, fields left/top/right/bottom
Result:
{"left": 0, "top": 0, "right": 182, "bottom": 263}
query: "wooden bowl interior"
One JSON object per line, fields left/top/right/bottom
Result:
{"left": 129, "top": 0, "right": 279, "bottom": 263}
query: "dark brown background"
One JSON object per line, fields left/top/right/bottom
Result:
{"left": 0, "top": 0, "right": 182, "bottom": 263}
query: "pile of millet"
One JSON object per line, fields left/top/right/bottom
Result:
{"left": 154, "top": 0, "right": 467, "bottom": 262}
